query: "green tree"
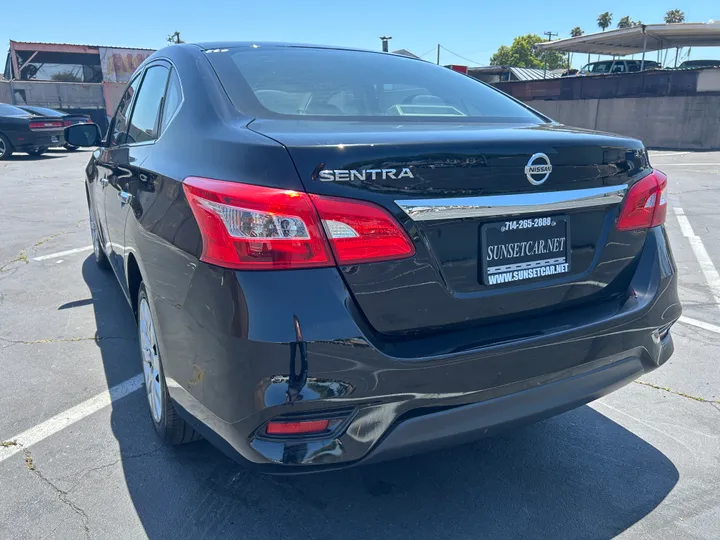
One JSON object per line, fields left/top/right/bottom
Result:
{"left": 597, "top": 12, "right": 613, "bottom": 31}
{"left": 664, "top": 9, "right": 685, "bottom": 23}
{"left": 489, "top": 34, "right": 567, "bottom": 70}
{"left": 50, "top": 71, "right": 81, "bottom": 82}
{"left": 617, "top": 16, "right": 633, "bottom": 28}
{"left": 167, "top": 31, "right": 185, "bottom": 44}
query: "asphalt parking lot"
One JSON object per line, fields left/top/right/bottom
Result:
{"left": 1, "top": 149, "right": 719, "bottom": 540}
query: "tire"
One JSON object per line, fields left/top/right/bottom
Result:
{"left": 27, "top": 147, "right": 47, "bottom": 156}
{"left": 138, "top": 284, "right": 201, "bottom": 445}
{"left": 88, "top": 202, "right": 110, "bottom": 270}
{"left": 64, "top": 144, "right": 78, "bottom": 152}
{"left": 0, "top": 133, "right": 13, "bottom": 160}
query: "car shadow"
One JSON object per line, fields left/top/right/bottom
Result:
{"left": 8, "top": 153, "right": 64, "bottom": 161}
{"left": 82, "top": 256, "right": 679, "bottom": 540}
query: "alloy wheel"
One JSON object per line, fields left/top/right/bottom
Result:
{"left": 89, "top": 206, "right": 101, "bottom": 259}
{"left": 139, "top": 298, "right": 163, "bottom": 423}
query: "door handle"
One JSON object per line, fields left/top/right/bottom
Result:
{"left": 119, "top": 191, "right": 132, "bottom": 207}
{"left": 99, "top": 177, "right": 108, "bottom": 187}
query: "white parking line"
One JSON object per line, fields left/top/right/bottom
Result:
{"left": 32, "top": 246, "right": 93, "bottom": 261}
{"left": 674, "top": 207, "right": 720, "bottom": 311}
{"left": 679, "top": 316, "right": 720, "bottom": 335}
{"left": 0, "top": 374, "right": 143, "bottom": 464}
{"left": 656, "top": 163, "right": 720, "bottom": 166}
{"left": 650, "top": 151, "right": 691, "bottom": 157}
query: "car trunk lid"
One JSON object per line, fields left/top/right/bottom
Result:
{"left": 250, "top": 119, "right": 651, "bottom": 335}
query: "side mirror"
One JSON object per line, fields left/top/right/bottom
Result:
{"left": 64, "top": 123, "right": 102, "bottom": 147}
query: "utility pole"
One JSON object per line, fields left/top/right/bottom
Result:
{"left": 436, "top": 44, "right": 440, "bottom": 65}
{"left": 380, "top": 36, "right": 392, "bottom": 53}
{"left": 542, "top": 31, "right": 558, "bottom": 79}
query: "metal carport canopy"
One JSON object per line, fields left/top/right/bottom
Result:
{"left": 534, "top": 22, "right": 720, "bottom": 56}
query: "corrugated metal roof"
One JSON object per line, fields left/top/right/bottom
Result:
{"left": 9, "top": 40, "right": 155, "bottom": 53}
{"left": 392, "top": 49, "right": 420, "bottom": 59}
{"left": 535, "top": 22, "right": 720, "bottom": 56}
{"left": 508, "top": 67, "right": 565, "bottom": 80}
{"left": 467, "top": 66, "right": 565, "bottom": 80}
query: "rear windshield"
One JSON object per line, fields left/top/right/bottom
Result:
{"left": 0, "top": 104, "right": 30, "bottom": 117}
{"left": 21, "top": 106, "right": 64, "bottom": 117}
{"left": 206, "top": 47, "right": 544, "bottom": 123}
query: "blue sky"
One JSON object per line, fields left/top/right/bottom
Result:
{"left": 2, "top": 0, "right": 718, "bottom": 68}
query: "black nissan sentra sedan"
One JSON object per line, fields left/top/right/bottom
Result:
{"left": 65, "top": 42, "right": 681, "bottom": 472}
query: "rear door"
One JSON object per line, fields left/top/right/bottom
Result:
{"left": 104, "top": 62, "right": 171, "bottom": 286}
{"left": 95, "top": 74, "right": 141, "bottom": 276}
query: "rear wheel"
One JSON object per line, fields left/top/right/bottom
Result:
{"left": 88, "top": 203, "right": 110, "bottom": 269}
{"left": 138, "top": 285, "right": 200, "bottom": 445}
{"left": 0, "top": 133, "right": 12, "bottom": 160}
{"left": 26, "top": 147, "right": 47, "bottom": 157}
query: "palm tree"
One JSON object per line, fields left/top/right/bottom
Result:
{"left": 596, "top": 13, "right": 612, "bottom": 60}
{"left": 664, "top": 10, "right": 686, "bottom": 66}
{"left": 617, "top": 16, "right": 633, "bottom": 29}
{"left": 664, "top": 9, "right": 685, "bottom": 23}
{"left": 568, "top": 27, "right": 584, "bottom": 69}
{"left": 597, "top": 12, "right": 613, "bottom": 31}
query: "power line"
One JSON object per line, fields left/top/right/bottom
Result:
{"left": 439, "top": 46, "right": 484, "bottom": 66}
{"left": 417, "top": 47, "right": 438, "bottom": 59}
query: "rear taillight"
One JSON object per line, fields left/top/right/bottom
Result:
{"left": 183, "top": 178, "right": 414, "bottom": 270}
{"left": 310, "top": 194, "right": 415, "bottom": 265}
{"left": 616, "top": 170, "right": 668, "bottom": 231}
{"left": 29, "top": 121, "right": 63, "bottom": 129}
{"left": 63, "top": 120, "right": 73, "bottom": 127}
{"left": 183, "top": 177, "right": 332, "bottom": 270}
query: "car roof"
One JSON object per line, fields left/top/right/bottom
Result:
{"left": 189, "top": 41, "right": 418, "bottom": 60}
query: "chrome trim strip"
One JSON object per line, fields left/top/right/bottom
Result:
{"left": 395, "top": 185, "right": 628, "bottom": 221}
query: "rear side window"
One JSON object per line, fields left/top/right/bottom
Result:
{"left": 110, "top": 76, "right": 141, "bottom": 145}
{"left": 587, "top": 62, "right": 612, "bottom": 74}
{"left": 207, "top": 47, "right": 542, "bottom": 122}
{"left": 160, "top": 69, "right": 182, "bottom": 133}
{"left": 127, "top": 64, "right": 170, "bottom": 144}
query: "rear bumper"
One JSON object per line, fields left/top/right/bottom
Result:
{"left": 8, "top": 131, "right": 65, "bottom": 150}
{"left": 149, "top": 226, "right": 680, "bottom": 472}
{"left": 363, "top": 351, "right": 667, "bottom": 466}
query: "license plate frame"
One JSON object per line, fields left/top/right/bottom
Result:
{"left": 480, "top": 215, "right": 571, "bottom": 286}
{"left": 50, "top": 136, "right": 59, "bottom": 143}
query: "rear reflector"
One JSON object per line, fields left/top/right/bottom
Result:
{"left": 616, "top": 170, "right": 668, "bottom": 231}
{"left": 265, "top": 419, "right": 329, "bottom": 435}
{"left": 183, "top": 177, "right": 414, "bottom": 270}
{"left": 29, "top": 121, "right": 63, "bottom": 129}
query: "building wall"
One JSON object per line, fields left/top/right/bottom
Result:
{"left": 495, "top": 68, "right": 720, "bottom": 150}
{"left": 527, "top": 95, "right": 720, "bottom": 150}
{"left": 9, "top": 81, "right": 105, "bottom": 109}
{"left": 0, "top": 81, "right": 11, "bottom": 103}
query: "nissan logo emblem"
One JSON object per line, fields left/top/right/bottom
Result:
{"left": 524, "top": 153, "right": 552, "bottom": 185}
